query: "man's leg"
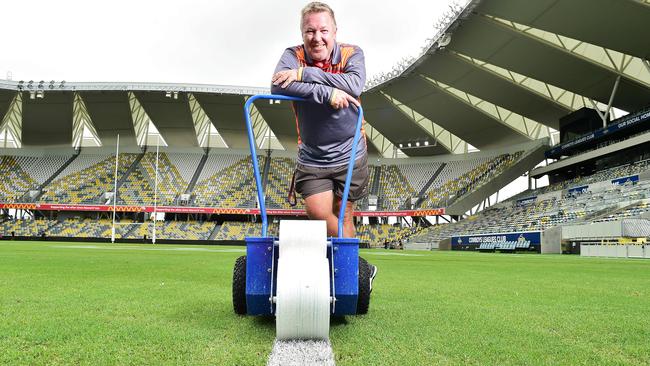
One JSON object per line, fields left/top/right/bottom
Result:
{"left": 304, "top": 190, "right": 339, "bottom": 236}
{"left": 308, "top": 191, "right": 378, "bottom": 295}
{"left": 333, "top": 197, "right": 355, "bottom": 238}
{"left": 332, "top": 197, "right": 378, "bottom": 294}
{"left": 304, "top": 191, "right": 356, "bottom": 237}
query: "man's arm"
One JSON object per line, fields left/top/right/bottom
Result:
{"left": 270, "top": 48, "right": 333, "bottom": 105}
{"left": 299, "top": 47, "right": 366, "bottom": 98}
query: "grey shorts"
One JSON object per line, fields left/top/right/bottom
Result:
{"left": 295, "top": 154, "right": 369, "bottom": 202}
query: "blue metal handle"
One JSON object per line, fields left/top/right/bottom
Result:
{"left": 336, "top": 104, "right": 364, "bottom": 238}
{"left": 243, "top": 94, "right": 364, "bottom": 238}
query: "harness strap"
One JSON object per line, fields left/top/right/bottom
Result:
{"left": 287, "top": 169, "right": 298, "bottom": 207}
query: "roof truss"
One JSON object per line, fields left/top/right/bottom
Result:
{"left": 420, "top": 75, "right": 550, "bottom": 140}
{"left": 485, "top": 15, "right": 650, "bottom": 88}
{"left": 188, "top": 93, "right": 228, "bottom": 148}
{"left": 0, "top": 92, "right": 22, "bottom": 148}
{"left": 380, "top": 91, "right": 466, "bottom": 154}
{"left": 72, "top": 93, "right": 102, "bottom": 148}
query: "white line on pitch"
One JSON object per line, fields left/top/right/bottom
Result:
{"left": 267, "top": 340, "right": 335, "bottom": 366}
{"left": 49, "top": 245, "right": 245, "bottom": 253}
{"left": 361, "top": 252, "right": 424, "bottom": 256}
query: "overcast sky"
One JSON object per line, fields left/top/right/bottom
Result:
{"left": 1, "top": 0, "right": 461, "bottom": 87}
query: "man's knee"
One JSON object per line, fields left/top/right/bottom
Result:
{"left": 333, "top": 198, "right": 355, "bottom": 217}
{"left": 306, "top": 204, "right": 330, "bottom": 220}
{"left": 304, "top": 192, "right": 334, "bottom": 220}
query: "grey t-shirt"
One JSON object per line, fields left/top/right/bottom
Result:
{"left": 271, "top": 42, "right": 367, "bottom": 167}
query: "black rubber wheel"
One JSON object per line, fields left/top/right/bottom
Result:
{"left": 232, "top": 255, "right": 247, "bottom": 315}
{"left": 357, "top": 257, "right": 371, "bottom": 315}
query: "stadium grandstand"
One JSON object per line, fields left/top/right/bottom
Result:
{"left": 2, "top": 0, "right": 650, "bottom": 258}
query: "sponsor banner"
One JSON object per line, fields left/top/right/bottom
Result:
{"left": 266, "top": 209, "right": 307, "bottom": 216}
{"left": 158, "top": 206, "right": 254, "bottom": 215}
{"left": 157, "top": 206, "right": 219, "bottom": 214}
{"left": 567, "top": 185, "right": 589, "bottom": 195}
{"left": 413, "top": 208, "right": 446, "bottom": 216}
{"left": 546, "top": 109, "right": 650, "bottom": 158}
{"left": 516, "top": 196, "right": 537, "bottom": 206}
{"left": 611, "top": 175, "right": 639, "bottom": 185}
{"left": 0, "top": 203, "right": 444, "bottom": 217}
{"left": 0, "top": 203, "right": 37, "bottom": 210}
{"left": 354, "top": 208, "right": 445, "bottom": 217}
{"left": 33, "top": 203, "right": 144, "bottom": 212}
{"left": 451, "top": 231, "right": 541, "bottom": 251}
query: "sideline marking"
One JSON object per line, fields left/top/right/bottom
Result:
{"left": 50, "top": 245, "right": 245, "bottom": 253}
{"left": 362, "top": 251, "right": 424, "bottom": 257}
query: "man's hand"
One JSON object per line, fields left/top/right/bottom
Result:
{"left": 272, "top": 69, "right": 299, "bottom": 88}
{"left": 330, "top": 88, "right": 360, "bottom": 110}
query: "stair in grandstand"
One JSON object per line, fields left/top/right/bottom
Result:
{"left": 370, "top": 165, "right": 382, "bottom": 196}
{"left": 113, "top": 151, "right": 146, "bottom": 202}
{"left": 419, "top": 162, "right": 446, "bottom": 197}
{"left": 43, "top": 219, "right": 64, "bottom": 235}
{"left": 122, "top": 222, "right": 141, "bottom": 239}
{"left": 208, "top": 224, "right": 221, "bottom": 240}
{"left": 31, "top": 152, "right": 80, "bottom": 202}
{"left": 184, "top": 149, "right": 209, "bottom": 195}
{"left": 446, "top": 140, "right": 549, "bottom": 215}
{"left": 138, "top": 162, "right": 157, "bottom": 191}
{"left": 400, "top": 197, "right": 411, "bottom": 210}
{"left": 373, "top": 166, "right": 386, "bottom": 209}
{"left": 261, "top": 151, "right": 272, "bottom": 191}
{"left": 412, "top": 163, "right": 446, "bottom": 209}
{"left": 129, "top": 152, "right": 191, "bottom": 206}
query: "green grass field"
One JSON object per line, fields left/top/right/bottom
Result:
{"left": 1, "top": 241, "right": 649, "bottom": 365}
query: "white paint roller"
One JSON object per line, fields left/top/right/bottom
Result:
{"left": 275, "top": 220, "right": 330, "bottom": 340}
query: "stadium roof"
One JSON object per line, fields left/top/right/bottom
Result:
{"left": 1, "top": 0, "right": 649, "bottom": 155}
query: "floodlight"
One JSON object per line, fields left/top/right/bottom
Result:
{"left": 416, "top": 142, "right": 420, "bottom": 147}
{"left": 424, "top": 141, "right": 429, "bottom": 146}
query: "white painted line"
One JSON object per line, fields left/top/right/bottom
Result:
{"left": 49, "top": 245, "right": 245, "bottom": 253}
{"left": 361, "top": 252, "right": 424, "bottom": 257}
{"left": 267, "top": 340, "right": 335, "bottom": 366}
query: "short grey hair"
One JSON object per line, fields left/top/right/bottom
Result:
{"left": 301, "top": 2, "right": 337, "bottom": 29}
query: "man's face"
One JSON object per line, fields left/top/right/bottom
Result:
{"left": 302, "top": 11, "right": 337, "bottom": 62}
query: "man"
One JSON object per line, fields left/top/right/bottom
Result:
{"left": 271, "top": 1, "right": 377, "bottom": 292}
